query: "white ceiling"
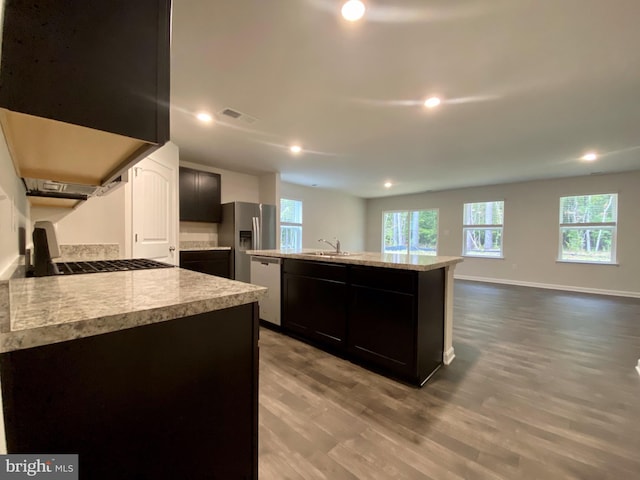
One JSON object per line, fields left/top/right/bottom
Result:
{"left": 170, "top": 0, "right": 640, "bottom": 198}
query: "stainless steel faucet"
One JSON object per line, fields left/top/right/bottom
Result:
{"left": 318, "top": 238, "right": 341, "bottom": 253}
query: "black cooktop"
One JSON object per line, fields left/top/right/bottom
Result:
{"left": 53, "top": 259, "right": 174, "bottom": 275}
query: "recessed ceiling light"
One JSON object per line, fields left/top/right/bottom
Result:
{"left": 196, "top": 112, "right": 213, "bottom": 123}
{"left": 290, "top": 145, "right": 302, "bottom": 154}
{"left": 341, "top": 0, "right": 365, "bottom": 22}
{"left": 581, "top": 151, "right": 598, "bottom": 162}
{"left": 384, "top": 182, "right": 392, "bottom": 188}
{"left": 424, "top": 97, "right": 442, "bottom": 109}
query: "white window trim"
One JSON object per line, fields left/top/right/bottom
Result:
{"left": 280, "top": 198, "right": 303, "bottom": 250}
{"left": 557, "top": 194, "right": 618, "bottom": 265}
{"left": 462, "top": 200, "right": 505, "bottom": 259}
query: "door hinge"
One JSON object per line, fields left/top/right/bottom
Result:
{"left": 135, "top": 233, "right": 138, "bottom": 243}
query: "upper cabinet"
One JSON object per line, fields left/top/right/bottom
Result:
{"left": 179, "top": 167, "right": 222, "bottom": 223}
{"left": 0, "top": 0, "right": 171, "bottom": 196}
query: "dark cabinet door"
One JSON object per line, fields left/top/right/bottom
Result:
{"left": 1, "top": 305, "right": 258, "bottom": 479}
{"left": 179, "top": 167, "right": 221, "bottom": 223}
{"left": 180, "top": 250, "right": 231, "bottom": 278}
{"left": 179, "top": 168, "right": 198, "bottom": 220}
{"left": 197, "top": 171, "right": 222, "bottom": 222}
{"left": 282, "top": 273, "right": 347, "bottom": 349}
{"left": 0, "top": 0, "right": 170, "bottom": 143}
{"left": 348, "top": 285, "right": 416, "bottom": 378}
{"left": 280, "top": 259, "right": 444, "bottom": 386}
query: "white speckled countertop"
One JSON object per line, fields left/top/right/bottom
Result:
{"left": 1, "top": 268, "right": 266, "bottom": 353}
{"left": 179, "top": 241, "right": 231, "bottom": 252}
{"left": 247, "top": 249, "right": 463, "bottom": 272}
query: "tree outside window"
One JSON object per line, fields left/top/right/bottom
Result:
{"left": 462, "top": 201, "right": 504, "bottom": 257}
{"left": 559, "top": 194, "right": 617, "bottom": 263}
{"left": 383, "top": 210, "right": 438, "bottom": 255}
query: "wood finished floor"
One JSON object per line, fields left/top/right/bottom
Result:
{"left": 258, "top": 281, "right": 640, "bottom": 479}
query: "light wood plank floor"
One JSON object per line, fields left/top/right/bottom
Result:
{"left": 258, "top": 281, "right": 640, "bottom": 479}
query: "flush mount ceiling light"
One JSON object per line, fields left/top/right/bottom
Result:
{"left": 196, "top": 112, "right": 213, "bottom": 123}
{"left": 290, "top": 145, "right": 302, "bottom": 154}
{"left": 341, "top": 0, "right": 366, "bottom": 22}
{"left": 581, "top": 151, "right": 598, "bottom": 162}
{"left": 424, "top": 97, "right": 442, "bottom": 109}
{"left": 384, "top": 181, "right": 392, "bottom": 188}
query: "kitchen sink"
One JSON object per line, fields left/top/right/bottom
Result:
{"left": 304, "top": 251, "right": 355, "bottom": 258}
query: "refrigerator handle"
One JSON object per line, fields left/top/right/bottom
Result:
{"left": 257, "top": 215, "right": 262, "bottom": 250}
{"left": 252, "top": 217, "right": 259, "bottom": 250}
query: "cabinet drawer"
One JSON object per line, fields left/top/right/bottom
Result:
{"left": 350, "top": 266, "right": 416, "bottom": 294}
{"left": 282, "top": 259, "right": 347, "bottom": 282}
{"left": 180, "top": 250, "right": 231, "bottom": 278}
{"left": 180, "top": 250, "right": 229, "bottom": 262}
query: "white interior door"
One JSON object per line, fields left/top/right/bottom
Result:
{"left": 132, "top": 142, "right": 178, "bottom": 264}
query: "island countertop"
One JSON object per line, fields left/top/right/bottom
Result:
{"left": 247, "top": 249, "right": 463, "bottom": 272}
{"left": 1, "top": 268, "right": 266, "bottom": 353}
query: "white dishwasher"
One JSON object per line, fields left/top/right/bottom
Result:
{"left": 250, "top": 256, "right": 281, "bottom": 326}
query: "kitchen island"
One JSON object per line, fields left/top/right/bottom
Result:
{"left": 0, "top": 268, "right": 265, "bottom": 479}
{"left": 248, "top": 250, "right": 463, "bottom": 386}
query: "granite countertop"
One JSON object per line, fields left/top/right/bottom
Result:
{"left": 247, "top": 249, "right": 463, "bottom": 272}
{"left": 179, "top": 241, "right": 231, "bottom": 252}
{"left": 1, "top": 268, "right": 266, "bottom": 353}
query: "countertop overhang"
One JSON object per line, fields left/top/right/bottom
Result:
{"left": 247, "top": 249, "right": 463, "bottom": 272}
{"left": 1, "top": 268, "right": 266, "bottom": 353}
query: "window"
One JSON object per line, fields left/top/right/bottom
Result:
{"left": 280, "top": 198, "right": 302, "bottom": 250}
{"left": 383, "top": 209, "right": 438, "bottom": 255}
{"left": 462, "top": 201, "right": 504, "bottom": 257}
{"left": 559, "top": 193, "right": 617, "bottom": 264}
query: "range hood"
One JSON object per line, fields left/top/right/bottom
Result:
{"left": 23, "top": 174, "right": 127, "bottom": 206}
{"left": 1, "top": 109, "right": 153, "bottom": 208}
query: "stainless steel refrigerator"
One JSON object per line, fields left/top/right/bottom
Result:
{"left": 219, "top": 202, "right": 277, "bottom": 282}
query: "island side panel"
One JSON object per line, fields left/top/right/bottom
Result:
{"left": 443, "top": 265, "right": 457, "bottom": 364}
{"left": 0, "top": 303, "right": 259, "bottom": 480}
{"left": 416, "top": 267, "right": 445, "bottom": 384}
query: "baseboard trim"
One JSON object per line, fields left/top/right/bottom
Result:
{"left": 636, "top": 360, "right": 640, "bottom": 377}
{"left": 454, "top": 275, "right": 640, "bottom": 299}
{"left": 443, "top": 347, "right": 455, "bottom": 365}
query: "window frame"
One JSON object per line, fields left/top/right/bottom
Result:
{"left": 461, "top": 200, "right": 505, "bottom": 259}
{"left": 381, "top": 208, "right": 439, "bottom": 256}
{"left": 557, "top": 193, "right": 618, "bottom": 265}
{"left": 280, "top": 198, "right": 303, "bottom": 251}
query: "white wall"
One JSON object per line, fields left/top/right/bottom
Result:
{"left": 30, "top": 187, "right": 126, "bottom": 254}
{"left": 366, "top": 171, "right": 640, "bottom": 296}
{"left": 259, "top": 172, "right": 280, "bottom": 206}
{"left": 281, "top": 182, "right": 366, "bottom": 252}
{"left": 0, "top": 129, "right": 29, "bottom": 277}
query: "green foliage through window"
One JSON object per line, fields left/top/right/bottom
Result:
{"left": 463, "top": 201, "right": 504, "bottom": 257}
{"left": 383, "top": 210, "right": 438, "bottom": 255}
{"left": 559, "top": 194, "right": 617, "bottom": 263}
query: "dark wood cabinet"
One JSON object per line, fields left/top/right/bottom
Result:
{"left": 180, "top": 249, "right": 231, "bottom": 278}
{"left": 0, "top": 0, "right": 170, "bottom": 142}
{"left": 281, "top": 259, "right": 445, "bottom": 386}
{"left": 179, "top": 167, "right": 222, "bottom": 223}
{"left": 348, "top": 285, "right": 416, "bottom": 377}
{"left": 1, "top": 304, "right": 259, "bottom": 479}
{"left": 0, "top": 0, "right": 171, "bottom": 185}
{"left": 282, "top": 260, "right": 348, "bottom": 349}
